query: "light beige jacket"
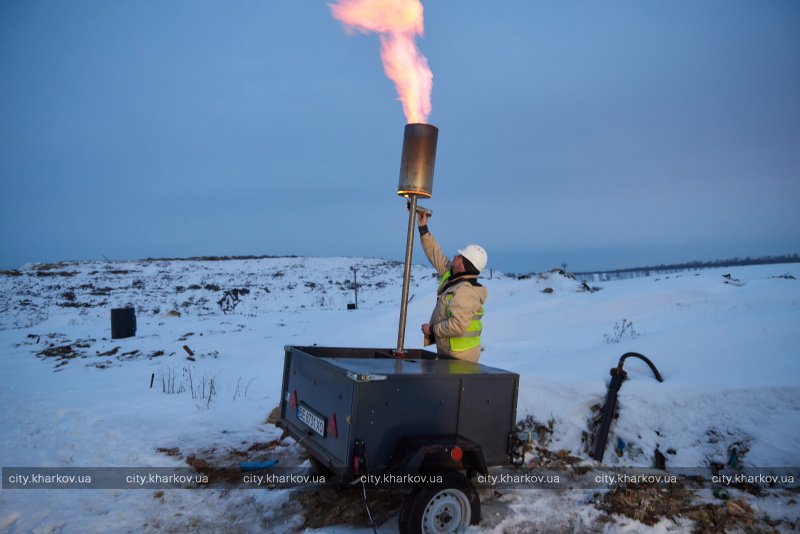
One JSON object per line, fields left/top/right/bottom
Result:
{"left": 421, "top": 231, "right": 488, "bottom": 362}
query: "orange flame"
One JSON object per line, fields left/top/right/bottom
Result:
{"left": 330, "top": 0, "right": 433, "bottom": 124}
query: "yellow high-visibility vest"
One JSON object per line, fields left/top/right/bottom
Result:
{"left": 438, "top": 272, "right": 484, "bottom": 352}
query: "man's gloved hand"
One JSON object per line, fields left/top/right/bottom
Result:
{"left": 422, "top": 323, "right": 435, "bottom": 346}
{"left": 406, "top": 200, "right": 430, "bottom": 227}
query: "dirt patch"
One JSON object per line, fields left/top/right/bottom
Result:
{"left": 90, "top": 287, "right": 113, "bottom": 296}
{"left": 295, "top": 488, "right": 402, "bottom": 530}
{"left": 165, "top": 436, "right": 299, "bottom": 485}
{"left": 596, "top": 483, "right": 694, "bottom": 526}
{"left": 37, "top": 341, "right": 94, "bottom": 364}
{"left": 684, "top": 500, "right": 757, "bottom": 533}
{"left": 184, "top": 454, "right": 240, "bottom": 484}
{"left": 156, "top": 447, "right": 182, "bottom": 458}
{"left": 119, "top": 349, "right": 141, "bottom": 360}
{"left": 35, "top": 270, "right": 78, "bottom": 277}
{"left": 595, "top": 483, "right": 787, "bottom": 533}
{"left": 183, "top": 439, "right": 295, "bottom": 484}
{"left": 57, "top": 301, "right": 95, "bottom": 308}
{"left": 38, "top": 344, "right": 79, "bottom": 359}
{"left": 88, "top": 360, "right": 116, "bottom": 369}
{"left": 30, "top": 334, "right": 169, "bottom": 368}
{"left": 217, "top": 288, "right": 249, "bottom": 313}
{"left": 166, "top": 434, "right": 401, "bottom": 529}
{"left": 265, "top": 405, "right": 281, "bottom": 425}
{"left": 514, "top": 415, "right": 583, "bottom": 468}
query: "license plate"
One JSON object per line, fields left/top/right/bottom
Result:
{"left": 297, "top": 403, "right": 326, "bottom": 437}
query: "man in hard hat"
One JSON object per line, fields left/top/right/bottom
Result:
{"left": 417, "top": 210, "right": 488, "bottom": 362}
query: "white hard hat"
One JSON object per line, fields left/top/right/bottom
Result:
{"left": 458, "top": 244, "right": 488, "bottom": 272}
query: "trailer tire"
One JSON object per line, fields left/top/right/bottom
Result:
{"left": 399, "top": 472, "right": 480, "bottom": 534}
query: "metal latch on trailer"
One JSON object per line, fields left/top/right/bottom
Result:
{"left": 346, "top": 372, "right": 388, "bottom": 382}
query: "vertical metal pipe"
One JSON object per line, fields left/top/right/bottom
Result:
{"left": 353, "top": 267, "right": 358, "bottom": 309}
{"left": 395, "top": 123, "right": 436, "bottom": 356}
{"left": 396, "top": 195, "right": 418, "bottom": 355}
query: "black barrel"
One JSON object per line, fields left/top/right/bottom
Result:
{"left": 111, "top": 307, "right": 136, "bottom": 339}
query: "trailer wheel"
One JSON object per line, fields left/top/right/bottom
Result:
{"left": 399, "top": 472, "right": 480, "bottom": 534}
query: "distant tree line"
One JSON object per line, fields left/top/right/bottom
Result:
{"left": 574, "top": 253, "right": 800, "bottom": 282}
{"left": 141, "top": 254, "right": 299, "bottom": 262}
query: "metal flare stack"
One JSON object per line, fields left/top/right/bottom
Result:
{"left": 396, "top": 123, "right": 438, "bottom": 355}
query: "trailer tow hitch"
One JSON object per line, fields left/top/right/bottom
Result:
{"left": 590, "top": 352, "right": 663, "bottom": 462}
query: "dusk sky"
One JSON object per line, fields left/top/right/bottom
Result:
{"left": 2, "top": 1, "right": 798, "bottom": 273}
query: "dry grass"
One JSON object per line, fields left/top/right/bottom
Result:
{"left": 595, "top": 482, "right": 792, "bottom": 533}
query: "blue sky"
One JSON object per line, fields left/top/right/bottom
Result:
{"left": 1, "top": 1, "right": 798, "bottom": 272}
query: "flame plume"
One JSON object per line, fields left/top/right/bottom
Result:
{"left": 330, "top": 0, "right": 433, "bottom": 124}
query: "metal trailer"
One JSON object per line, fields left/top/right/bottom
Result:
{"left": 276, "top": 345, "right": 520, "bottom": 534}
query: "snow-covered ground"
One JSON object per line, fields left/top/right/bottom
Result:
{"left": 1, "top": 257, "right": 798, "bottom": 532}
